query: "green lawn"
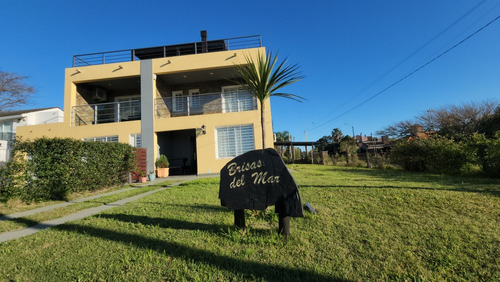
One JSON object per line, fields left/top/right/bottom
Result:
{"left": 0, "top": 165, "right": 498, "bottom": 281}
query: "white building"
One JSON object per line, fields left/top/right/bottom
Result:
{"left": 0, "top": 107, "right": 63, "bottom": 164}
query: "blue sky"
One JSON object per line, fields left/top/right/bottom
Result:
{"left": 1, "top": 0, "right": 499, "bottom": 141}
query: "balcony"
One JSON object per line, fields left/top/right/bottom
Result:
{"left": 73, "top": 35, "right": 262, "bottom": 67}
{"left": 72, "top": 100, "right": 141, "bottom": 126}
{"left": 155, "top": 91, "right": 257, "bottom": 118}
{"left": 71, "top": 91, "right": 257, "bottom": 126}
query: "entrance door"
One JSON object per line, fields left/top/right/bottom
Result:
{"left": 156, "top": 129, "right": 197, "bottom": 175}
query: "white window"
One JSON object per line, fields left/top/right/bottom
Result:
{"left": 129, "top": 134, "right": 142, "bottom": 148}
{"left": 0, "top": 120, "right": 14, "bottom": 141}
{"left": 172, "top": 90, "right": 186, "bottom": 112}
{"left": 222, "top": 86, "right": 255, "bottom": 113}
{"left": 83, "top": 136, "right": 119, "bottom": 142}
{"left": 189, "top": 89, "right": 200, "bottom": 111}
{"left": 215, "top": 124, "right": 255, "bottom": 158}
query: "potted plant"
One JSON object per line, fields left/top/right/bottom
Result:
{"left": 155, "top": 154, "right": 170, "bottom": 178}
{"left": 136, "top": 170, "right": 147, "bottom": 183}
{"left": 148, "top": 171, "right": 156, "bottom": 181}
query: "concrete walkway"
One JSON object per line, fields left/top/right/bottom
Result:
{"left": 0, "top": 174, "right": 218, "bottom": 243}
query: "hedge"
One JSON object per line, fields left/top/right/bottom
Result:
{"left": 390, "top": 134, "right": 500, "bottom": 177}
{"left": 1, "top": 137, "right": 136, "bottom": 202}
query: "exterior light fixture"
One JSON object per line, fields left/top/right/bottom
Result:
{"left": 201, "top": 125, "right": 206, "bottom": 135}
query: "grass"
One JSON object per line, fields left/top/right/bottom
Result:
{"left": 0, "top": 184, "right": 167, "bottom": 233}
{"left": 0, "top": 165, "right": 499, "bottom": 281}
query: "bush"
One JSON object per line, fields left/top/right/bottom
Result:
{"left": 0, "top": 165, "right": 11, "bottom": 202}
{"left": 8, "top": 137, "right": 136, "bottom": 202}
{"left": 371, "top": 153, "right": 390, "bottom": 169}
{"left": 390, "top": 136, "right": 468, "bottom": 175}
{"left": 483, "top": 138, "right": 500, "bottom": 177}
{"left": 466, "top": 133, "right": 500, "bottom": 178}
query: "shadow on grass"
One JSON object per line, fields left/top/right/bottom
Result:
{"left": 98, "top": 213, "right": 226, "bottom": 233}
{"left": 0, "top": 216, "right": 39, "bottom": 226}
{"left": 55, "top": 222, "right": 346, "bottom": 281}
{"left": 138, "top": 202, "right": 229, "bottom": 213}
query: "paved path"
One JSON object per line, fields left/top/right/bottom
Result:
{"left": 0, "top": 174, "right": 218, "bottom": 244}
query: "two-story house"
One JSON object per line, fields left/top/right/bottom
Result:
{"left": 0, "top": 107, "right": 63, "bottom": 164}
{"left": 17, "top": 32, "right": 273, "bottom": 175}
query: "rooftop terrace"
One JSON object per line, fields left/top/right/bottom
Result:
{"left": 72, "top": 34, "right": 262, "bottom": 67}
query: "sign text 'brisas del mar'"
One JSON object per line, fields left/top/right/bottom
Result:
{"left": 219, "top": 148, "right": 303, "bottom": 217}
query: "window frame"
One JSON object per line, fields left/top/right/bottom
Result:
{"left": 215, "top": 124, "right": 255, "bottom": 159}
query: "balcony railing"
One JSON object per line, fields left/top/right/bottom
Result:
{"left": 72, "top": 100, "right": 141, "bottom": 126}
{"left": 0, "top": 132, "right": 15, "bottom": 141}
{"left": 73, "top": 35, "right": 262, "bottom": 67}
{"left": 155, "top": 92, "right": 257, "bottom": 118}
{"left": 72, "top": 92, "right": 257, "bottom": 126}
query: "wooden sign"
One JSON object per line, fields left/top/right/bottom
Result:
{"left": 219, "top": 148, "right": 304, "bottom": 217}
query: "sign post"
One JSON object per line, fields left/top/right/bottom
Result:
{"left": 219, "top": 148, "right": 304, "bottom": 235}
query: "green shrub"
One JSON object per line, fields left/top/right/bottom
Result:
{"left": 371, "top": 153, "right": 390, "bottom": 168}
{"left": 391, "top": 136, "right": 467, "bottom": 175}
{"left": 155, "top": 154, "right": 169, "bottom": 168}
{"left": 462, "top": 133, "right": 500, "bottom": 178}
{"left": 10, "top": 137, "right": 136, "bottom": 202}
{"left": 0, "top": 165, "right": 10, "bottom": 202}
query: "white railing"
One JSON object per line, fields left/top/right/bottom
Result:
{"left": 72, "top": 91, "right": 257, "bottom": 126}
{"left": 72, "top": 100, "right": 141, "bottom": 126}
{"left": 155, "top": 91, "right": 256, "bottom": 118}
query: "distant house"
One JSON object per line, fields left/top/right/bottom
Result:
{"left": 407, "top": 125, "right": 435, "bottom": 141}
{"left": 357, "top": 135, "right": 393, "bottom": 153}
{"left": 0, "top": 107, "right": 63, "bottom": 164}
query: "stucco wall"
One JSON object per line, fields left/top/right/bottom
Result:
{"left": 17, "top": 47, "right": 273, "bottom": 175}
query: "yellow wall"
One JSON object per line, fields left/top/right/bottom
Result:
{"left": 17, "top": 47, "right": 273, "bottom": 175}
{"left": 17, "top": 121, "right": 141, "bottom": 144}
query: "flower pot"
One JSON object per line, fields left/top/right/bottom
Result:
{"left": 156, "top": 167, "right": 169, "bottom": 178}
{"left": 148, "top": 173, "right": 156, "bottom": 181}
{"left": 140, "top": 176, "right": 147, "bottom": 183}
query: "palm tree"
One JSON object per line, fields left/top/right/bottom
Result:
{"left": 233, "top": 52, "right": 304, "bottom": 149}
{"left": 275, "top": 130, "right": 291, "bottom": 158}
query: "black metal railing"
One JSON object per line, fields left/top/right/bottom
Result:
{"left": 73, "top": 35, "right": 262, "bottom": 67}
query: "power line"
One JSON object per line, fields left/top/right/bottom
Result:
{"left": 314, "top": 0, "right": 488, "bottom": 126}
{"left": 312, "top": 14, "right": 500, "bottom": 130}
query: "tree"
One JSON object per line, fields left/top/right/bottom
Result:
{"left": 332, "top": 128, "right": 343, "bottom": 143}
{"left": 274, "top": 130, "right": 291, "bottom": 158}
{"left": 478, "top": 106, "right": 500, "bottom": 138}
{"left": 376, "top": 120, "right": 415, "bottom": 139}
{"left": 339, "top": 135, "right": 358, "bottom": 164}
{"left": 378, "top": 101, "right": 499, "bottom": 140}
{"left": 275, "top": 130, "right": 291, "bottom": 142}
{"left": 234, "top": 52, "right": 304, "bottom": 148}
{"left": 0, "top": 71, "right": 35, "bottom": 112}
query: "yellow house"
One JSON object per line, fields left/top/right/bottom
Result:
{"left": 17, "top": 32, "right": 273, "bottom": 175}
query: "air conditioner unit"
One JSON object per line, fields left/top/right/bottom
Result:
{"left": 92, "top": 87, "right": 107, "bottom": 101}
